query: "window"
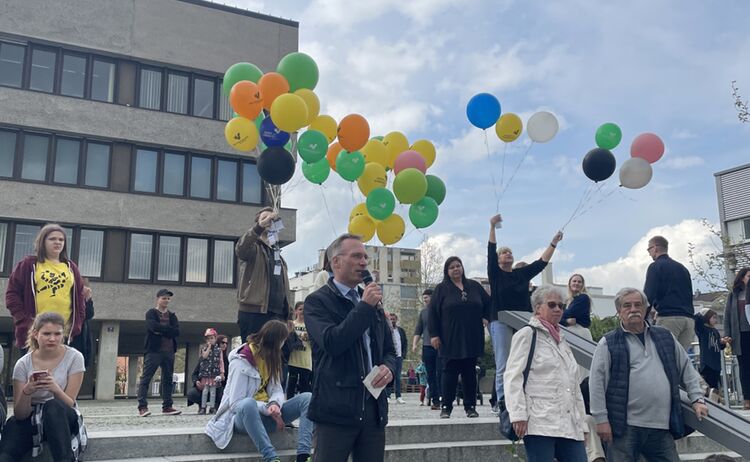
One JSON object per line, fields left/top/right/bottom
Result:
{"left": 166, "top": 72, "right": 188, "bottom": 114}
{"left": 216, "top": 159, "right": 237, "bottom": 201}
{"left": 163, "top": 152, "right": 185, "bottom": 196}
{"left": 53, "top": 138, "right": 80, "bottom": 184}
{"left": 192, "top": 77, "right": 214, "bottom": 118}
{"left": 29, "top": 48, "right": 56, "bottom": 93}
{"left": 90, "top": 59, "right": 115, "bottom": 102}
{"left": 744, "top": 219, "right": 750, "bottom": 241}
{"left": 60, "top": 53, "right": 86, "bottom": 98}
{"left": 212, "top": 240, "right": 234, "bottom": 284}
{"left": 84, "top": 142, "right": 110, "bottom": 188}
{"left": 0, "top": 130, "right": 17, "bottom": 177}
{"left": 157, "top": 236, "right": 181, "bottom": 282}
{"left": 13, "top": 224, "right": 40, "bottom": 264}
{"left": 218, "top": 85, "right": 232, "bottom": 121}
{"left": 190, "top": 156, "right": 212, "bottom": 199}
{"left": 128, "top": 233, "right": 153, "bottom": 280}
{"left": 139, "top": 68, "right": 162, "bottom": 110}
{"left": 0, "top": 222, "right": 7, "bottom": 271}
{"left": 400, "top": 286, "right": 418, "bottom": 299}
{"left": 0, "top": 42, "right": 25, "bottom": 87}
{"left": 62, "top": 226, "right": 74, "bottom": 256}
{"left": 186, "top": 238, "right": 208, "bottom": 283}
{"left": 134, "top": 148, "right": 158, "bottom": 192}
{"left": 21, "top": 134, "right": 49, "bottom": 181}
{"left": 78, "top": 229, "right": 103, "bottom": 277}
{"left": 242, "top": 162, "right": 262, "bottom": 203}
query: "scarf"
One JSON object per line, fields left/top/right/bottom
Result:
{"left": 537, "top": 317, "right": 561, "bottom": 343}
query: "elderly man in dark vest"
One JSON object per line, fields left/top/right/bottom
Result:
{"left": 589, "top": 287, "right": 708, "bottom": 461}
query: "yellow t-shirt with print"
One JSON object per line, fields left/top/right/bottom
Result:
{"left": 289, "top": 321, "right": 312, "bottom": 371}
{"left": 34, "top": 260, "right": 73, "bottom": 326}
{"left": 250, "top": 343, "right": 271, "bottom": 403}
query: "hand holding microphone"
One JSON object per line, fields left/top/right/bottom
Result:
{"left": 360, "top": 270, "right": 383, "bottom": 308}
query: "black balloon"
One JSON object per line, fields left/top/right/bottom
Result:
{"left": 582, "top": 148, "right": 616, "bottom": 182}
{"left": 257, "top": 146, "right": 295, "bottom": 185}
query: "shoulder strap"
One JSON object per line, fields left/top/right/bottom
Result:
{"left": 522, "top": 325, "right": 537, "bottom": 389}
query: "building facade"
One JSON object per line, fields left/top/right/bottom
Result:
{"left": 0, "top": 0, "right": 298, "bottom": 399}
{"left": 715, "top": 162, "right": 750, "bottom": 281}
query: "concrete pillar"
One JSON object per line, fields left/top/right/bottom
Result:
{"left": 127, "top": 356, "right": 139, "bottom": 397}
{"left": 95, "top": 321, "right": 119, "bottom": 400}
{"left": 541, "top": 263, "right": 554, "bottom": 285}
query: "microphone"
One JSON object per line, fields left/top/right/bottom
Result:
{"left": 359, "top": 270, "right": 384, "bottom": 311}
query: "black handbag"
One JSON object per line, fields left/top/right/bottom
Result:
{"left": 499, "top": 326, "right": 537, "bottom": 441}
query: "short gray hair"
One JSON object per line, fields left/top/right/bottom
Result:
{"left": 530, "top": 285, "right": 565, "bottom": 311}
{"left": 328, "top": 233, "right": 362, "bottom": 258}
{"left": 614, "top": 287, "right": 647, "bottom": 311}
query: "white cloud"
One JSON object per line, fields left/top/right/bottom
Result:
{"left": 660, "top": 155, "right": 705, "bottom": 170}
{"left": 301, "top": 0, "right": 466, "bottom": 29}
{"left": 421, "top": 233, "right": 485, "bottom": 278}
{"left": 672, "top": 128, "right": 697, "bottom": 140}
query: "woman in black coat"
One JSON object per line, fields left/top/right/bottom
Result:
{"left": 428, "top": 256, "right": 491, "bottom": 419}
{"left": 722, "top": 267, "right": 750, "bottom": 408}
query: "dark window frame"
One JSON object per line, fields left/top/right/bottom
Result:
{"left": 0, "top": 40, "right": 28, "bottom": 89}
{"left": 188, "top": 153, "right": 214, "bottom": 200}
{"left": 183, "top": 236, "right": 210, "bottom": 286}
{"left": 165, "top": 69, "right": 191, "bottom": 115}
{"left": 27, "top": 44, "right": 59, "bottom": 94}
{"left": 211, "top": 238, "right": 236, "bottom": 287}
{"left": 59, "top": 50, "right": 89, "bottom": 99}
{"left": 51, "top": 135, "right": 83, "bottom": 186}
{"left": 136, "top": 64, "right": 164, "bottom": 111}
{"left": 0, "top": 127, "right": 19, "bottom": 179}
{"left": 0, "top": 220, "right": 10, "bottom": 276}
{"left": 125, "top": 231, "right": 156, "bottom": 283}
{"left": 18, "top": 131, "right": 52, "bottom": 183}
{"left": 131, "top": 146, "right": 160, "bottom": 194}
{"left": 191, "top": 74, "right": 217, "bottom": 119}
{"left": 89, "top": 56, "right": 118, "bottom": 103}
{"left": 160, "top": 150, "right": 188, "bottom": 197}
{"left": 82, "top": 140, "right": 112, "bottom": 189}
{"left": 155, "top": 234, "right": 183, "bottom": 284}
{"left": 215, "top": 157, "right": 239, "bottom": 203}
{"left": 75, "top": 226, "right": 106, "bottom": 280}
{"left": 240, "top": 160, "right": 264, "bottom": 205}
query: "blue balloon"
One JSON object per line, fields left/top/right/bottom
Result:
{"left": 466, "top": 93, "right": 501, "bottom": 129}
{"left": 260, "top": 116, "right": 290, "bottom": 147}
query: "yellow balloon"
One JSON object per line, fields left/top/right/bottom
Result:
{"left": 294, "top": 88, "right": 320, "bottom": 126}
{"left": 309, "top": 115, "right": 338, "bottom": 143}
{"left": 361, "top": 139, "right": 389, "bottom": 167}
{"left": 348, "top": 215, "right": 376, "bottom": 242}
{"left": 410, "top": 139, "right": 436, "bottom": 168}
{"left": 270, "top": 93, "right": 308, "bottom": 133}
{"left": 224, "top": 117, "right": 259, "bottom": 152}
{"left": 350, "top": 202, "right": 368, "bottom": 221}
{"left": 495, "top": 113, "right": 523, "bottom": 142}
{"left": 357, "top": 162, "right": 388, "bottom": 196}
{"left": 382, "top": 131, "right": 409, "bottom": 169}
{"left": 377, "top": 214, "right": 405, "bottom": 245}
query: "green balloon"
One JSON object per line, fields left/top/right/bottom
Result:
{"left": 297, "top": 129, "right": 328, "bottom": 163}
{"left": 393, "top": 168, "right": 428, "bottom": 204}
{"left": 595, "top": 123, "right": 622, "bottom": 150}
{"left": 366, "top": 188, "right": 396, "bottom": 220}
{"left": 336, "top": 150, "right": 366, "bottom": 182}
{"left": 301, "top": 158, "right": 330, "bottom": 185}
{"left": 425, "top": 175, "right": 446, "bottom": 205}
{"left": 409, "top": 197, "right": 439, "bottom": 229}
{"left": 371, "top": 135, "right": 384, "bottom": 141}
{"left": 276, "top": 52, "right": 319, "bottom": 92}
{"left": 223, "top": 62, "right": 263, "bottom": 95}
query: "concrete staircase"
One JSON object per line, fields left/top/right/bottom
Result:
{"left": 74, "top": 418, "right": 742, "bottom": 462}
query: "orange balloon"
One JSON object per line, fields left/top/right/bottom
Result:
{"left": 230, "top": 81, "right": 263, "bottom": 119}
{"left": 258, "top": 72, "right": 290, "bottom": 111}
{"left": 337, "top": 114, "right": 370, "bottom": 152}
{"left": 326, "top": 142, "right": 343, "bottom": 171}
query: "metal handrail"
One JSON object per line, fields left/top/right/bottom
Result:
{"left": 498, "top": 310, "right": 750, "bottom": 458}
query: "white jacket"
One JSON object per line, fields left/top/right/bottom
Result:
{"left": 504, "top": 316, "right": 586, "bottom": 441}
{"left": 204, "top": 346, "right": 285, "bottom": 449}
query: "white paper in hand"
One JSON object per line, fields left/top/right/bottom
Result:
{"left": 363, "top": 366, "right": 387, "bottom": 399}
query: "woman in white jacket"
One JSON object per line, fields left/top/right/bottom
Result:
{"left": 205, "top": 320, "right": 313, "bottom": 462}
{"left": 504, "top": 285, "right": 587, "bottom": 462}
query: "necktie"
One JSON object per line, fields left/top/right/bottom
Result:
{"left": 348, "top": 289, "right": 373, "bottom": 372}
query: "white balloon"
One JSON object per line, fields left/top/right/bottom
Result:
{"left": 527, "top": 111, "right": 559, "bottom": 143}
{"left": 619, "top": 157, "right": 653, "bottom": 189}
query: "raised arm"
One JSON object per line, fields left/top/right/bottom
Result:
{"left": 489, "top": 214, "right": 502, "bottom": 244}
{"left": 540, "top": 231, "right": 563, "bottom": 263}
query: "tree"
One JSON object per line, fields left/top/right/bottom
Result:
{"left": 417, "top": 235, "right": 445, "bottom": 295}
{"left": 732, "top": 80, "right": 749, "bottom": 124}
{"left": 687, "top": 219, "right": 750, "bottom": 299}
{"left": 589, "top": 315, "right": 620, "bottom": 342}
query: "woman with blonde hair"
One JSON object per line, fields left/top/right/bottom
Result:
{"left": 560, "top": 273, "right": 593, "bottom": 341}
{"left": 5, "top": 224, "right": 86, "bottom": 349}
{"left": 0, "top": 312, "right": 86, "bottom": 462}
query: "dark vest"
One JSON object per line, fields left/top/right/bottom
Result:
{"left": 604, "top": 325, "right": 685, "bottom": 439}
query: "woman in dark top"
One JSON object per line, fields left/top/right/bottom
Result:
{"left": 428, "top": 256, "right": 491, "bottom": 419}
{"left": 694, "top": 309, "right": 725, "bottom": 397}
{"left": 560, "top": 274, "right": 593, "bottom": 341}
{"left": 722, "top": 267, "right": 750, "bottom": 408}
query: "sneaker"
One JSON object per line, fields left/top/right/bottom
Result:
{"left": 440, "top": 409, "right": 451, "bottom": 419}
{"left": 491, "top": 403, "right": 500, "bottom": 414}
{"left": 138, "top": 407, "right": 151, "bottom": 417}
{"left": 162, "top": 407, "right": 182, "bottom": 416}
{"left": 296, "top": 454, "right": 312, "bottom": 462}
{"left": 466, "top": 408, "right": 479, "bottom": 418}
{"left": 420, "top": 402, "right": 425, "bottom": 406}
{"left": 197, "top": 407, "right": 206, "bottom": 415}
{"left": 396, "top": 398, "right": 406, "bottom": 404}
{"left": 208, "top": 407, "right": 216, "bottom": 414}
{"left": 431, "top": 404, "right": 441, "bottom": 410}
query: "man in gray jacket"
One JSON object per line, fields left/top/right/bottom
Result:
{"left": 589, "top": 287, "right": 708, "bottom": 461}
{"left": 235, "top": 207, "right": 290, "bottom": 342}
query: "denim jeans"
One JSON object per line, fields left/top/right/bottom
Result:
{"left": 422, "top": 345, "right": 441, "bottom": 405}
{"left": 233, "top": 392, "right": 313, "bottom": 461}
{"left": 386, "top": 357, "right": 403, "bottom": 398}
{"left": 608, "top": 425, "right": 679, "bottom": 462}
{"left": 490, "top": 320, "right": 514, "bottom": 400}
{"left": 523, "top": 435, "right": 587, "bottom": 462}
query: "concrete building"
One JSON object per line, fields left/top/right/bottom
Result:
{"left": 0, "top": 0, "right": 297, "bottom": 399}
{"left": 715, "top": 162, "right": 750, "bottom": 280}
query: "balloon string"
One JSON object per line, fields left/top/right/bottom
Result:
{"left": 348, "top": 182, "right": 358, "bottom": 208}
{"left": 483, "top": 130, "right": 501, "bottom": 213}
{"left": 500, "top": 142, "right": 508, "bottom": 190}
{"left": 570, "top": 184, "right": 618, "bottom": 222}
{"left": 266, "top": 184, "right": 281, "bottom": 211}
{"left": 319, "top": 186, "right": 338, "bottom": 237}
{"left": 500, "top": 141, "right": 534, "bottom": 197}
{"left": 560, "top": 183, "right": 595, "bottom": 231}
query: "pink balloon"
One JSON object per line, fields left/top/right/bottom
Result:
{"left": 393, "top": 150, "right": 427, "bottom": 174}
{"left": 630, "top": 132, "right": 665, "bottom": 164}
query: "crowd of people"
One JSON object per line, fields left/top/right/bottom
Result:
{"left": 1, "top": 213, "right": 748, "bottom": 462}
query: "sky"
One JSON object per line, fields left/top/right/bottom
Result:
{"left": 225, "top": 0, "right": 750, "bottom": 295}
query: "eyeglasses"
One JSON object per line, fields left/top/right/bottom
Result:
{"left": 545, "top": 301, "right": 566, "bottom": 310}
{"left": 461, "top": 291, "right": 468, "bottom": 302}
{"left": 647, "top": 245, "right": 655, "bottom": 252}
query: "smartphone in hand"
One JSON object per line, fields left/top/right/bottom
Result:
{"left": 31, "top": 370, "right": 49, "bottom": 381}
